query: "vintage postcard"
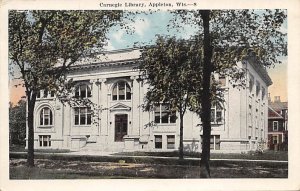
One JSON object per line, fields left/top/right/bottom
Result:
{"left": 0, "top": 0, "right": 299, "bottom": 190}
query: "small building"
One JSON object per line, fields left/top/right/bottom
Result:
{"left": 26, "top": 48, "right": 272, "bottom": 153}
{"left": 268, "top": 96, "right": 288, "bottom": 151}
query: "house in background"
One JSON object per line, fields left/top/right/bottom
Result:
{"left": 26, "top": 48, "right": 272, "bottom": 153}
{"left": 268, "top": 95, "right": 288, "bottom": 151}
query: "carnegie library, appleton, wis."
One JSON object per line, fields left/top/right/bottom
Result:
{"left": 29, "top": 48, "right": 271, "bottom": 153}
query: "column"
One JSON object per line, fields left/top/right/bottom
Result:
{"left": 130, "top": 76, "right": 140, "bottom": 136}
{"left": 99, "top": 78, "right": 108, "bottom": 136}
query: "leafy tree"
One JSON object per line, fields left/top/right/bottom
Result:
{"left": 170, "top": 9, "right": 287, "bottom": 177}
{"left": 9, "top": 100, "right": 26, "bottom": 145}
{"left": 9, "top": 10, "right": 123, "bottom": 167}
{"left": 139, "top": 36, "right": 203, "bottom": 160}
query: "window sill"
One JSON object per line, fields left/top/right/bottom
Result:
{"left": 211, "top": 122, "right": 223, "bottom": 125}
{"left": 155, "top": 123, "right": 176, "bottom": 126}
{"left": 111, "top": 100, "right": 131, "bottom": 102}
{"left": 38, "top": 125, "right": 54, "bottom": 128}
{"left": 74, "top": 125, "right": 92, "bottom": 127}
{"left": 36, "top": 97, "right": 56, "bottom": 101}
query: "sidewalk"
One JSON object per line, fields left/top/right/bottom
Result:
{"left": 10, "top": 151, "right": 288, "bottom": 163}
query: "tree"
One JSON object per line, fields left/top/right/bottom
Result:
{"left": 9, "top": 99, "right": 26, "bottom": 145}
{"left": 139, "top": 36, "right": 203, "bottom": 160}
{"left": 171, "top": 9, "right": 287, "bottom": 177}
{"left": 9, "top": 10, "right": 123, "bottom": 167}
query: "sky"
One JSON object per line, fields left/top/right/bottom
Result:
{"left": 9, "top": 10, "right": 287, "bottom": 105}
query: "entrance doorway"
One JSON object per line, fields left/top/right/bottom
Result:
{"left": 115, "top": 114, "right": 128, "bottom": 142}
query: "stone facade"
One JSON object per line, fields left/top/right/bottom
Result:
{"left": 26, "top": 48, "right": 272, "bottom": 153}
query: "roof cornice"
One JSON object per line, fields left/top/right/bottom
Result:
{"left": 244, "top": 56, "right": 273, "bottom": 86}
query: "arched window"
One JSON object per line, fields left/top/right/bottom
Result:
{"left": 112, "top": 81, "right": 131, "bottom": 101}
{"left": 75, "top": 84, "right": 91, "bottom": 98}
{"left": 40, "top": 107, "right": 53, "bottom": 126}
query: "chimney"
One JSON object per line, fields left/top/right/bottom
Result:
{"left": 274, "top": 96, "right": 281, "bottom": 102}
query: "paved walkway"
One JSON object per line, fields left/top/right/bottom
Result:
{"left": 10, "top": 151, "right": 288, "bottom": 163}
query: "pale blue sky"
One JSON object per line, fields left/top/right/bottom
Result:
{"left": 104, "top": 11, "right": 199, "bottom": 50}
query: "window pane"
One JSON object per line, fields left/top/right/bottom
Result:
{"left": 126, "top": 92, "right": 131, "bottom": 100}
{"left": 44, "top": 108, "right": 49, "bottom": 115}
{"left": 215, "top": 136, "right": 220, "bottom": 150}
{"left": 80, "top": 85, "right": 86, "bottom": 98}
{"left": 75, "top": 115, "right": 79, "bottom": 125}
{"left": 167, "top": 135, "right": 175, "bottom": 149}
{"left": 210, "top": 136, "right": 214, "bottom": 149}
{"left": 155, "top": 135, "right": 162, "bottom": 142}
{"left": 50, "top": 111, "right": 53, "bottom": 125}
{"left": 170, "top": 112, "right": 176, "bottom": 123}
{"left": 211, "top": 109, "right": 215, "bottom": 122}
{"left": 219, "top": 76, "right": 226, "bottom": 86}
{"left": 112, "top": 85, "right": 118, "bottom": 100}
{"left": 161, "top": 112, "right": 168, "bottom": 123}
{"left": 87, "top": 87, "right": 91, "bottom": 97}
{"left": 155, "top": 135, "right": 162, "bottom": 149}
{"left": 87, "top": 114, "right": 91, "bottom": 125}
{"left": 75, "top": 89, "right": 80, "bottom": 97}
{"left": 80, "top": 116, "right": 86, "bottom": 125}
{"left": 40, "top": 111, "right": 43, "bottom": 125}
{"left": 119, "top": 82, "right": 125, "bottom": 100}
{"left": 216, "top": 111, "right": 222, "bottom": 122}
{"left": 126, "top": 83, "right": 131, "bottom": 100}
{"left": 45, "top": 118, "right": 49, "bottom": 125}
{"left": 155, "top": 112, "right": 160, "bottom": 123}
{"left": 39, "top": 136, "right": 42, "bottom": 146}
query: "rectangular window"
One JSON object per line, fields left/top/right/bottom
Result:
{"left": 50, "top": 91, "right": 55, "bottom": 97}
{"left": 273, "top": 121, "right": 278, "bottom": 131}
{"left": 74, "top": 107, "right": 92, "bottom": 125}
{"left": 154, "top": 104, "right": 176, "bottom": 124}
{"left": 43, "top": 90, "right": 48, "bottom": 98}
{"left": 273, "top": 135, "right": 278, "bottom": 144}
{"left": 167, "top": 135, "right": 175, "bottom": 149}
{"left": 215, "top": 135, "right": 220, "bottom": 150}
{"left": 155, "top": 135, "right": 162, "bottom": 149}
{"left": 219, "top": 75, "right": 226, "bottom": 86}
{"left": 211, "top": 103, "right": 222, "bottom": 123}
{"left": 39, "top": 135, "right": 51, "bottom": 147}
{"left": 202, "top": 135, "right": 220, "bottom": 150}
{"left": 37, "top": 91, "right": 41, "bottom": 98}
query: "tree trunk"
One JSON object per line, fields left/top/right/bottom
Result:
{"left": 27, "top": 93, "right": 36, "bottom": 167}
{"left": 200, "top": 10, "right": 213, "bottom": 178}
{"left": 179, "top": 112, "right": 184, "bottom": 160}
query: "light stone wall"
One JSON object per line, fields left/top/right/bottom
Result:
{"left": 28, "top": 48, "right": 270, "bottom": 153}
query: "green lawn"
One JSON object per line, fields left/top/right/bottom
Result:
{"left": 9, "top": 158, "right": 288, "bottom": 179}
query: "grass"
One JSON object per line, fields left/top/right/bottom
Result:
{"left": 113, "top": 150, "right": 288, "bottom": 161}
{"left": 9, "top": 158, "right": 288, "bottom": 179}
{"left": 10, "top": 144, "right": 71, "bottom": 153}
{"left": 10, "top": 144, "right": 288, "bottom": 161}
